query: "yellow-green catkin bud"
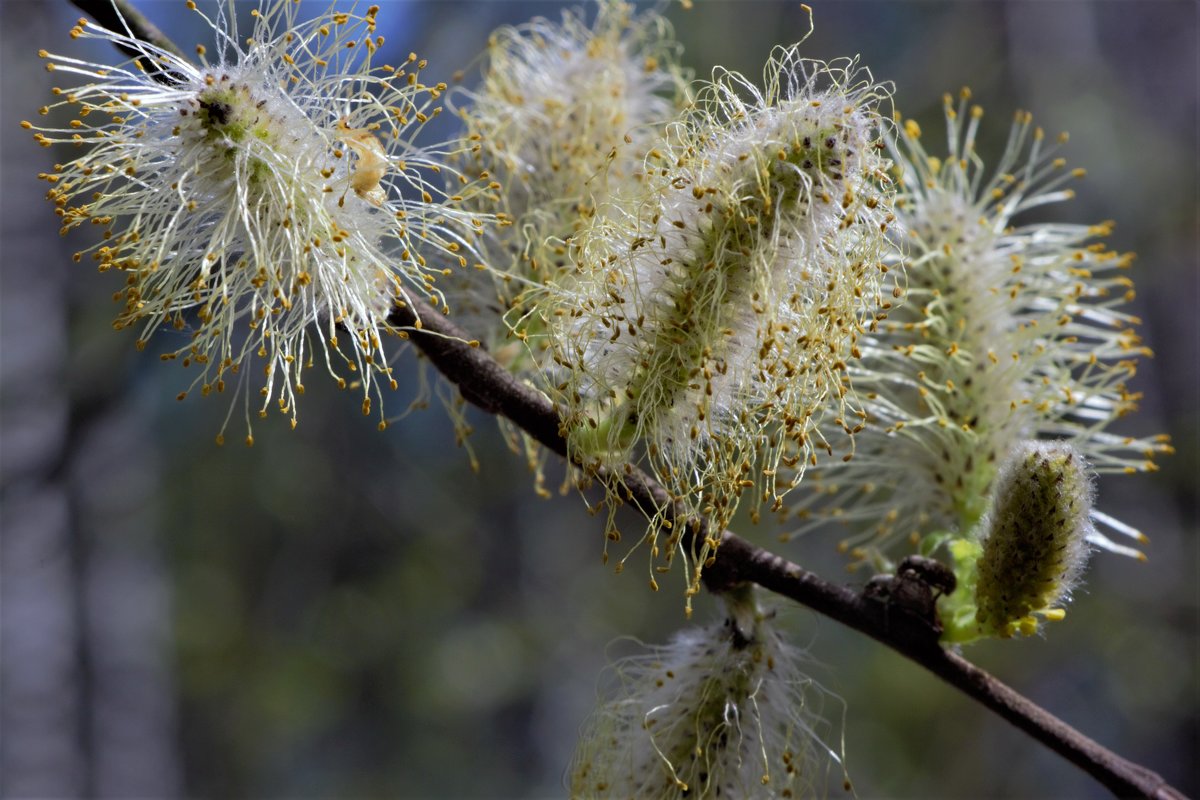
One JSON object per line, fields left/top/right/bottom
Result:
{"left": 970, "top": 441, "right": 1093, "bottom": 639}
{"left": 570, "top": 587, "right": 847, "bottom": 798}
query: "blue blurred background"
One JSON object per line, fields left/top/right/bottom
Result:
{"left": 2, "top": 1, "right": 1195, "bottom": 797}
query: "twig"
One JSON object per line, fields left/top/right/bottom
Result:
{"left": 391, "top": 298, "right": 1183, "bottom": 800}
{"left": 63, "top": 1, "right": 1186, "bottom": 797}
{"left": 71, "top": 0, "right": 188, "bottom": 82}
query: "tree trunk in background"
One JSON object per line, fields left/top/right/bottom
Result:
{"left": 1, "top": 4, "right": 181, "bottom": 796}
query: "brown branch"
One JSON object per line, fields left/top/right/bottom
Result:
{"left": 391, "top": 298, "right": 1184, "bottom": 800}
{"left": 63, "top": 1, "right": 1185, "bottom": 797}
{"left": 70, "top": 0, "right": 188, "bottom": 82}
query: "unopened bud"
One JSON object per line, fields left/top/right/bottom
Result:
{"left": 974, "top": 442, "right": 1093, "bottom": 638}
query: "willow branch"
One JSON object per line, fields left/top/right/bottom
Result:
{"left": 65, "top": 1, "right": 1184, "bottom": 796}
{"left": 391, "top": 298, "right": 1182, "bottom": 800}
{"left": 71, "top": 0, "right": 188, "bottom": 81}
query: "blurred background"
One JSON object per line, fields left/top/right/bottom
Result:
{"left": 1, "top": 1, "right": 1195, "bottom": 797}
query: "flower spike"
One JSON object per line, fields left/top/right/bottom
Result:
{"left": 571, "top": 587, "right": 848, "bottom": 798}
{"left": 787, "top": 88, "right": 1171, "bottom": 566}
{"left": 544, "top": 44, "right": 898, "bottom": 602}
{"left": 451, "top": 0, "right": 690, "bottom": 358}
{"left": 29, "top": 0, "right": 491, "bottom": 437}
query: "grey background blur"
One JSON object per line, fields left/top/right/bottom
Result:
{"left": 1, "top": 1, "right": 1195, "bottom": 797}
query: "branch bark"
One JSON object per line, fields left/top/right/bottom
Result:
{"left": 391, "top": 298, "right": 1184, "bottom": 800}
{"left": 71, "top": 0, "right": 188, "bottom": 82}
{"left": 64, "top": 1, "right": 1187, "bottom": 796}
